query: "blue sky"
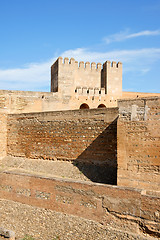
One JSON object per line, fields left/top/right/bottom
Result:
{"left": 0, "top": 0, "right": 160, "bottom": 93}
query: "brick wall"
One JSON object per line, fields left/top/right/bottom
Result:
{"left": 0, "top": 114, "right": 7, "bottom": 158}
{"left": 0, "top": 171, "right": 159, "bottom": 239}
{"left": 117, "top": 97, "right": 160, "bottom": 190}
{"left": 7, "top": 108, "right": 118, "bottom": 184}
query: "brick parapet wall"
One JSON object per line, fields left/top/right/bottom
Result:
{"left": 0, "top": 171, "right": 159, "bottom": 239}
{"left": 117, "top": 97, "right": 160, "bottom": 190}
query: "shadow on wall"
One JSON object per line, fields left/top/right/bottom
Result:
{"left": 72, "top": 118, "right": 118, "bottom": 185}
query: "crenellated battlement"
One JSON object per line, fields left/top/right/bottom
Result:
{"left": 57, "top": 57, "right": 122, "bottom": 70}
{"left": 58, "top": 57, "right": 102, "bottom": 71}
{"left": 103, "top": 60, "right": 122, "bottom": 69}
{"left": 75, "top": 87, "right": 105, "bottom": 96}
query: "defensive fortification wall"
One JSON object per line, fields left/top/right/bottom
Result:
{"left": 0, "top": 97, "right": 160, "bottom": 239}
{"left": 5, "top": 97, "right": 160, "bottom": 190}
{"left": 0, "top": 89, "right": 61, "bottom": 114}
{"left": 1, "top": 89, "right": 160, "bottom": 115}
{"left": 0, "top": 171, "right": 159, "bottom": 239}
{"left": 117, "top": 97, "right": 160, "bottom": 190}
{"left": 0, "top": 89, "right": 120, "bottom": 114}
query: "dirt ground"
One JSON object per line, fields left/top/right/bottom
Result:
{"left": 0, "top": 156, "right": 92, "bottom": 182}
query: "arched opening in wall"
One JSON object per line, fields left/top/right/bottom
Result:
{"left": 80, "top": 103, "right": 89, "bottom": 109}
{"left": 98, "top": 104, "right": 106, "bottom": 109}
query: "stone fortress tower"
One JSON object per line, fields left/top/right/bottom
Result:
{"left": 51, "top": 57, "right": 122, "bottom": 109}
{"left": 0, "top": 56, "right": 160, "bottom": 114}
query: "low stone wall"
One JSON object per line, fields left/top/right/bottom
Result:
{"left": 0, "top": 171, "right": 159, "bottom": 239}
{"left": 117, "top": 97, "right": 160, "bottom": 190}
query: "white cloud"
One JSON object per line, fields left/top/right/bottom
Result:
{"left": 0, "top": 58, "right": 56, "bottom": 91}
{"left": 0, "top": 47, "right": 160, "bottom": 91}
{"left": 127, "top": 30, "right": 160, "bottom": 38}
{"left": 62, "top": 48, "right": 160, "bottom": 78}
{"left": 104, "top": 29, "right": 160, "bottom": 44}
{"left": 62, "top": 47, "right": 160, "bottom": 68}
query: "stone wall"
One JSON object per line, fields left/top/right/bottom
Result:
{"left": 0, "top": 113, "right": 7, "bottom": 158}
{"left": 0, "top": 89, "right": 60, "bottom": 114}
{"left": 117, "top": 97, "right": 160, "bottom": 190}
{"left": 0, "top": 89, "right": 120, "bottom": 114}
{"left": 1, "top": 89, "right": 160, "bottom": 115}
{"left": 0, "top": 171, "right": 159, "bottom": 239}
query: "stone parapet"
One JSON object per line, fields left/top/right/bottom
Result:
{"left": 0, "top": 171, "right": 159, "bottom": 239}
{"left": 75, "top": 87, "right": 106, "bottom": 96}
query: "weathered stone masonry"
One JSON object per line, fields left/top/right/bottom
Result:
{"left": 118, "top": 97, "right": 160, "bottom": 191}
{"left": 0, "top": 56, "right": 160, "bottom": 239}
{"left": 6, "top": 97, "right": 160, "bottom": 190}
{"left": 0, "top": 97, "right": 160, "bottom": 239}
